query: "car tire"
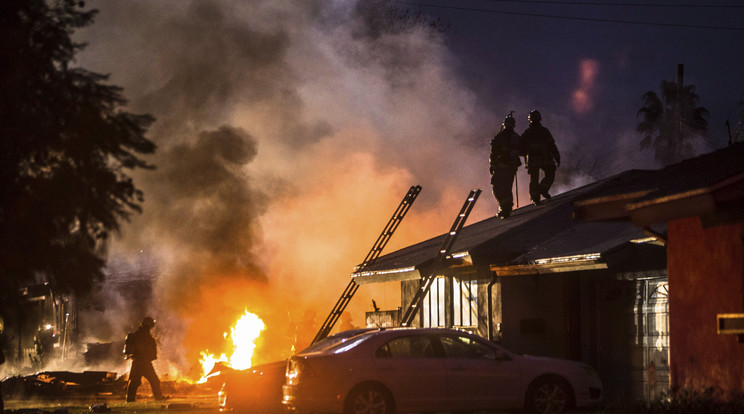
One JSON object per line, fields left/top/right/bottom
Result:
{"left": 344, "top": 385, "right": 394, "bottom": 414}
{"left": 525, "top": 377, "right": 572, "bottom": 414}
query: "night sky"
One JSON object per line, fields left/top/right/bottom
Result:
{"left": 70, "top": 0, "right": 743, "bottom": 372}
{"left": 426, "top": 0, "right": 743, "bottom": 157}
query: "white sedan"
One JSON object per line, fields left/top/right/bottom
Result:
{"left": 282, "top": 327, "right": 602, "bottom": 414}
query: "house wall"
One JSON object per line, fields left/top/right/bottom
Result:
{"left": 500, "top": 273, "right": 570, "bottom": 358}
{"left": 401, "top": 279, "right": 420, "bottom": 325}
{"left": 667, "top": 216, "right": 744, "bottom": 393}
{"left": 500, "top": 271, "right": 668, "bottom": 402}
{"left": 399, "top": 267, "right": 671, "bottom": 401}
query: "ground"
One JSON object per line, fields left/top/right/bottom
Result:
{"left": 3, "top": 394, "right": 220, "bottom": 414}
{"left": 3, "top": 394, "right": 611, "bottom": 414}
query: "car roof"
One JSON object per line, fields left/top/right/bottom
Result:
{"left": 311, "top": 327, "right": 483, "bottom": 351}
{"left": 361, "top": 327, "right": 478, "bottom": 336}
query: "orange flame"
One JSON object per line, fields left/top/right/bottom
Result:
{"left": 198, "top": 309, "right": 265, "bottom": 382}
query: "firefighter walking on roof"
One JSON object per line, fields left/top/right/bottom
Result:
{"left": 520, "top": 110, "right": 560, "bottom": 205}
{"left": 489, "top": 112, "right": 522, "bottom": 219}
{"left": 124, "top": 317, "right": 167, "bottom": 402}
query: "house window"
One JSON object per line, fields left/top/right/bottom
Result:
{"left": 421, "top": 277, "right": 478, "bottom": 328}
{"left": 453, "top": 279, "right": 478, "bottom": 327}
{"left": 423, "top": 277, "right": 446, "bottom": 327}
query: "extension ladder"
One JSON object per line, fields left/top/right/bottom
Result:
{"left": 311, "top": 185, "right": 422, "bottom": 344}
{"left": 399, "top": 189, "right": 481, "bottom": 327}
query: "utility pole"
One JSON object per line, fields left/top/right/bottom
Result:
{"left": 677, "top": 64, "right": 684, "bottom": 155}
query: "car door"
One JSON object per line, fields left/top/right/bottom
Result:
{"left": 438, "top": 333, "right": 522, "bottom": 411}
{"left": 373, "top": 334, "right": 448, "bottom": 412}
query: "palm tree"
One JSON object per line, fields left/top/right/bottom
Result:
{"left": 637, "top": 78, "right": 709, "bottom": 166}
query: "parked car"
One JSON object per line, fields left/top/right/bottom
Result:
{"left": 218, "top": 360, "right": 286, "bottom": 413}
{"left": 219, "top": 329, "right": 375, "bottom": 413}
{"left": 282, "top": 327, "right": 602, "bottom": 414}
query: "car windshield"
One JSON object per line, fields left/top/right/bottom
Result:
{"left": 329, "top": 335, "right": 372, "bottom": 354}
{"left": 298, "top": 329, "right": 375, "bottom": 354}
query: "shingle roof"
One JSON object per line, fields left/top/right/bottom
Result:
{"left": 353, "top": 144, "right": 744, "bottom": 282}
{"left": 354, "top": 169, "right": 662, "bottom": 281}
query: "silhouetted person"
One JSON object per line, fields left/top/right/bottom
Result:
{"left": 489, "top": 113, "right": 522, "bottom": 218}
{"left": 338, "top": 312, "right": 358, "bottom": 332}
{"left": 124, "top": 317, "right": 166, "bottom": 402}
{"left": 294, "top": 309, "right": 317, "bottom": 353}
{"left": 520, "top": 110, "right": 560, "bottom": 204}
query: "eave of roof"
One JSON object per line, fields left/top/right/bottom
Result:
{"left": 491, "top": 253, "right": 606, "bottom": 276}
{"left": 573, "top": 144, "right": 744, "bottom": 226}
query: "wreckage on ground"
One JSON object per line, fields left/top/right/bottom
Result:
{"left": 1, "top": 371, "right": 124, "bottom": 398}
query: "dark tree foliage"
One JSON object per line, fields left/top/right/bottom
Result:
{"left": 0, "top": 0, "right": 156, "bottom": 300}
{"left": 637, "top": 79, "right": 709, "bottom": 166}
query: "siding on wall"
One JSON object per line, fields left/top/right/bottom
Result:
{"left": 667, "top": 217, "right": 744, "bottom": 393}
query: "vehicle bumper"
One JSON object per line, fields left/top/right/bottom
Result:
{"left": 282, "top": 383, "right": 345, "bottom": 413}
{"left": 573, "top": 383, "right": 603, "bottom": 407}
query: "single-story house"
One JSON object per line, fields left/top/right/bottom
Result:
{"left": 574, "top": 142, "right": 744, "bottom": 396}
{"left": 354, "top": 169, "right": 670, "bottom": 401}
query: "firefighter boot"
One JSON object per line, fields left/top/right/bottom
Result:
{"left": 498, "top": 206, "right": 512, "bottom": 219}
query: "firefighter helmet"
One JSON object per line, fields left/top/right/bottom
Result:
{"left": 528, "top": 110, "right": 542, "bottom": 123}
{"left": 141, "top": 316, "right": 155, "bottom": 328}
{"left": 503, "top": 114, "right": 516, "bottom": 128}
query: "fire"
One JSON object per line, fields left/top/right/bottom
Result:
{"left": 198, "top": 309, "right": 265, "bottom": 383}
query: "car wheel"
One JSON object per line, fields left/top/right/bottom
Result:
{"left": 525, "top": 378, "right": 571, "bottom": 414}
{"left": 345, "top": 386, "right": 394, "bottom": 414}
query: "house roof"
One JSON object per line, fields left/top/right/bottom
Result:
{"left": 352, "top": 169, "right": 664, "bottom": 284}
{"left": 574, "top": 143, "right": 744, "bottom": 226}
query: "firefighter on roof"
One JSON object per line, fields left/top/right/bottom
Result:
{"left": 124, "top": 316, "right": 167, "bottom": 402}
{"left": 519, "top": 110, "right": 560, "bottom": 205}
{"left": 489, "top": 112, "right": 521, "bottom": 218}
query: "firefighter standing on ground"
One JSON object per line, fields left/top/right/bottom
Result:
{"left": 124, "top": 316, "right": 166, "bottom": 402}
{"left": 520, "top": 110, "right": 560, "bottom": 204}
{"left": 489, "top": 113, "right": 521, "bottom": 218}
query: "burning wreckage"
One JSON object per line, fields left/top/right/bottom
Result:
{"left": 0, "top": 285, "right": 205, "bottom": 402}
{"left": 0, "top": 187, "right": 426, "bottom": 410}
{"left": 0, "top": 284, "right": 128, "bottom": 399}
{"left": 1, "top": 371, "right": 123, "bottom": 398}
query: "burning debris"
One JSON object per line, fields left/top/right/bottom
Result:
{"left": 198, "top": 310, "right": 265, "bottom": 383}
{"left": 1, "top": 371, "right": 123, "bottom": 398}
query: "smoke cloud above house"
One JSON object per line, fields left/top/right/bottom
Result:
{"left": 72, "top": 0, "right": 640, "bottom": 376}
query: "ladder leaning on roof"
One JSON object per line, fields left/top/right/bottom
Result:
{"left": 311, "top": 185, "right": 423, "bottom": 345}
{"left": 400, "top": 189, "right": 481, "bottom": 328}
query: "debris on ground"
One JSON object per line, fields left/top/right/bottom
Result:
{"left": 1, "top": 371, "right": 125, "bottom": 398}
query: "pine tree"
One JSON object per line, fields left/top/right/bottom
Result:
{"left": 0, "top": 0, "right": 156, "bottom": 299}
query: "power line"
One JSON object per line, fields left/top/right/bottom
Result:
{"left": 394, "top": 1, "right": 744, "bottom": 31}
{"left": 477, "top": 0, "right": 744, "bottom": 8}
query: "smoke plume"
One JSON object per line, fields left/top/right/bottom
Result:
{"left": 71, "top": 0, "right": 609, "bottom": 376}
